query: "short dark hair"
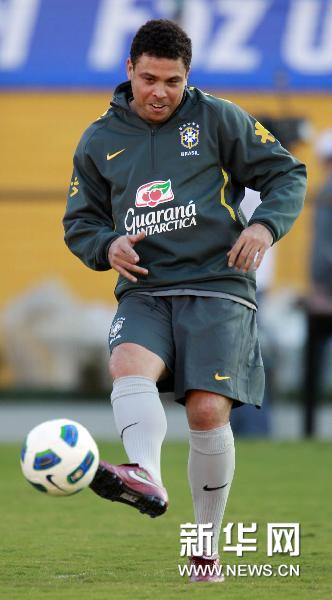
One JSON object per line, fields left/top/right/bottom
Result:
{"left": 130, "top": 19, "right": 192, "bottom": 72}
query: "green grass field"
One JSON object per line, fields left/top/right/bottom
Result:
{"left": 1, "top": 441, "right": 331, "bottom": 599}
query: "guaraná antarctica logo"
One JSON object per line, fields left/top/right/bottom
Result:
{"left": 135, "top": 179, "right": 174, "bottom": 208}
{"left": 125, "top": 179, "right": 197, "bottom": 238}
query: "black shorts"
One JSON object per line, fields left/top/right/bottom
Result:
{"left": 108, "top": 294, "right": 265, "bottom": 408}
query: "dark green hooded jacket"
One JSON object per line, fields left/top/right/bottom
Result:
{"left": 63, "top": 82, "right": 307, "bottom": 305}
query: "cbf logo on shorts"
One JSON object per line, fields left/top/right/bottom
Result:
{"left": 109, "top": 317, "right": 125, "bottom": 345}
{"left": 135, "top": 180, "right": 174, "bottom": 208}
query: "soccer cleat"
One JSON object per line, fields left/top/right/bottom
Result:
{"left": 89, "top": 461, "right": 168, "bottom": 518}
{"left": 189, "top": 555, "right": 225, "bottom": 583}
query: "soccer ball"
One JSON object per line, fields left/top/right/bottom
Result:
{"left": 20, "top": 419, "right": 99, "bottom": 496}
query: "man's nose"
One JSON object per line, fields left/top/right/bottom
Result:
{"left": 152, "top": 84, "right": 167, "bottom": 99}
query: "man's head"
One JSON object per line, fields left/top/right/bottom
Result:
{"left": 126, "top": 20, "right": 192, "bottom": 124}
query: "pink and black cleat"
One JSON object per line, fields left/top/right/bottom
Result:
{"left": 189, "top": 555, "right": 225, "bottom": 583}
{"left": 89, "top": 461, "right": 168, "bottom": 518}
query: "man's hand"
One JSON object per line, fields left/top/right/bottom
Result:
{"left": 108, "top": 231, "right": 148, "bottom": 282}
{"left": 227, "top": 223, "right": 273, "bottom": 272}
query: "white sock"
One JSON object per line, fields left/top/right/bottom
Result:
{"left": 188, "top": 422, "right": 235, "bottom": 556}
{"left": 111, "top": 376, "right": 167, "bottom": 485}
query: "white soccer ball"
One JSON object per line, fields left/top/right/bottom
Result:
{"left": 20, "top": 419, "right": 99, "bottom": 496}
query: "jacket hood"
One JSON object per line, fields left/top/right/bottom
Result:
{"left": 111, "top": 80, "right": 133, "bottom": 108}
{"left": 110, "top": 80, "right": 196, "bottom": 124}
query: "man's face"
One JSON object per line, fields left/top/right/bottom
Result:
{"left": 126, "top": 53, "right": 188, "bottom": 124}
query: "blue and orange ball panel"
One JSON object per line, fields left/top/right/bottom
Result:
{"left": 67, "top": 451, "right": 95, "bottom": 484}
{"left": 33, "top": 449, "right": 61, "bottom": 470}
{"left": 60, "top": 424, "right": 78, "bottom": 447}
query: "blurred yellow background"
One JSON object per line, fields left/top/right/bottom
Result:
{"left": 1, "top": 91, "right": 330, "bottom": 309}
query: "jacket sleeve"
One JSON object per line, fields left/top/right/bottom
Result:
{"left": 63, "top": 135, "right": 120, "bottom": 271}
{"left": 217, "top": 100, "right": 307, "bottom": 242}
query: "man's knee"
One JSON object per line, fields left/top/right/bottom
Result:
{"left": 185, "top": 390, "right": 233, "bottom": 430}
{"left": 109, "top": 343, "right": 166, "bottom": 381}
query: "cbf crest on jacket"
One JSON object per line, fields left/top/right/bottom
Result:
{"left": 63, "top": 83, "right": 306, "bottom": 305}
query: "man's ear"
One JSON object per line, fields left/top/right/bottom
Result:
{"left": 185, "top": 68, "right": 190, "bottom": 86}
{"left": 126, "top": 58, "right": 134, "bottom": 80}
